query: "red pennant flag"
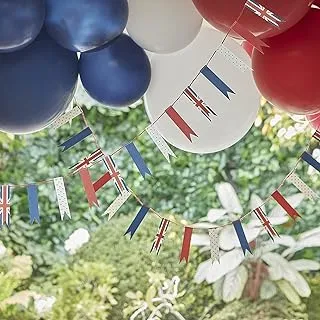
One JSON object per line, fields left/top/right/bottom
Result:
{"left": 79, "top": 167, "right": 99, "bottom": 208}
{"left": 179, "top": 227, "right": 193, "bottom": 263}
{"left": 166, "top": 106, "right": 198, "bottom": 142}
{"left": 93, "top": 172, "right": 112, "bottom": 192}
{"left": 232, "top": 22, "right": 269, "bottom": 54}
{"left": 271, "top": 191, "right": 301, "bottom": 220}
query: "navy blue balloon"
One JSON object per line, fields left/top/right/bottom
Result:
{"left": 80, "top": 34, "right": 151, "bottom": 107}
{"left": 45, "top": 0, "right": 128, "bottom": 52}
{"left": 0, "top": 30, "right": 78, "bottom": 134}
{"left": 0, "top": 0, "right": 45, "bottom": 53}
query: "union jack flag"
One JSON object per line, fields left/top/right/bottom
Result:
{"left": 103, "top": 155, "right": 128, "bottom": 195}
{"left": 0, "top": 185, "right": 11, "bottom": 227}
{"left": 245, "top": 0, "right": 283, "bottom": 27}
{"left": 313, "top": 130, "right": 320, "bottom": 142}
{"left": 254, "top": 207, "right": 279, "bottom": 241}
{"left": 151, "top": 219, "right": 170, "bottom": 255}
{"left": 70, "top": 148, "right": 104, "bottom": 173}
{"left": 183, "top": 86, "right": 216, "bottom": 122}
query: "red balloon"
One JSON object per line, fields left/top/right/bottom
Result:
{"left": 242, "top": 41, "right": 254, "bottom": 56}
{"left": 252, "top": 9, "right": 320, "bottom": 115}
{"left": 307, "top": 111, "right": 320, "bottom": 130}
{"left": 192, "top": 0, "right": 312, "bottom": 39}
{"left": 313, "top": 0, "right": 320, "bottom": 6}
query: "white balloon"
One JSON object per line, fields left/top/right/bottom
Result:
{"left": 145, "top": 25, "right": 261, "bottom": 154}
{"left": 126, "top": 0, "right": 203, "bottom": 54}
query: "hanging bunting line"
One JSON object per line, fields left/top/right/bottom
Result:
{"left": 313, "top": 130, "right": 320, "bottom": 142}
{"left": 0, "top": 185, "right": 11, "bottom": 227}
{"left": 165, "top": 106, "right": 198, "bottom": 142}
{"left": 184, "top": 86, "right": 217, "bottom": 121}
{"left": 79, "top": 167, "right": 99, "bottom": 208}
{"left": 209, "top": 228, "right": 220, "bottom": 263}
{"left": 302, "top": 151, "right": 320, "bottom": 173}
{"left": 53, "top": 177, "right": 71, "bottom": 221}
{"left": 51, "top": 106, "right": 82, "bottom": 130}
{"left": 233, "top": 220, "right": 252, "bottom": 255}
{"left": 179, "top": 227, "right": 193, "bottom": 263}
{"left": 59, "top": 127, "right": 92, "bottom": 152}
{"left": 245, "top": 0, "right": 283, "bottom": 28}
{"left": 200, "top": 65, "right": 235, "bottom": 99}
{"left": 287, "top": 173, "right": 318, "bottom": 201}
{"left": 253, "top": 207, "right": 279, "bottom": 241}
{"left": 272, "top": 190, "right": 301, "bottom": 220}
{"left": 124, "top": 205, "right": 149, "bottom": 239}
{"left": 70, "top": 148, "right": 104, "bottom": 173}
{"left": 150, "top": 218, "right": 170, "bottom": 255}
{"left": 102, "top": 190, "right": 131, "bottom": 220}
{"left": 232, "top": 22, "right": 269, "bottom": 54}
{"left": 27, "top": 185, "right": 40, "bottom": 224}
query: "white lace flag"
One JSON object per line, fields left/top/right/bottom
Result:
{"left": 216, "top": 45, "right": 251, "bottom": 72}
{"left": 102, "top": 191, "right": 131, "bottom": 220}
{"left": 146, "top": 126, "right": 176, "bottom": 163}
{"left": 287, "top": 173, "right": 318, "bottom": 201}
{"left": 51, "top": 106, "right": 82, "bottom": 130}
{"left": 209, "top": 229, "right": 220, "bottom": 264}
{"left": 53, "top": 177, "right": 71, "bottom": 220}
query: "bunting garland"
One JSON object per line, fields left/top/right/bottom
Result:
{"left": 150, "top": 218, "right": 170, "bottom": 255}
{"left": 253, "top": 207, "right": 279, "bottom": 241}
{"left": 233, "top": 220, "right": 252, "bottom": 255}
{"left": 244, "top": 0, "right": 283, "bottom": 28}
{"left": 271, "top": 191, "right": 301, "bottom": 220}
{"left": 209, "top": 228, "right": 220, "bottom": 263}
{"left": 165, "top": 106, "right": 198, "bottom": 142}
{"left": 69, "top": 148, "right": 104, "bottom": 173}
{"left": 59, "top": 127, "right": 92, "bottom": 152}
{"left": 102, "top": 190, "right": 131, "bottom": 221}
{"left": 232, "top": 22, "right": 269, "bottom": 53}
{"left": 200, "top": 65, "right": 235, "bottom": 99}
{"left": 53, "top": 177, "right": 71, "bottom": 221}
{"left": 302, "top": 151, "right": 320, "bottom": 173}
{"left": 146, "top": 126, "right": 176, "bottom": 163}
{"left": 183, "top": 86, "right": 217, "bottom": 121}
{"left": 51, "top": 106, "right": 82, "bottom": 130}
{"left": 287, "top": 173, "right": 318, "bottom": 201}
{"left": 125, "top": 142, "right": 152, "bottom": 178}
{"left": 313, "top": 130, "right": 320, "bottom": 142}
{"left": 0, "top": 185, "right": 11, "bottom": 227}
{"left": 27, "top": 185, "right": 40, "bottom": 224}
{"left": 124, "top": 205, "right": 149, "bottom": 239}
{"left": 179, "top": 227, "right": 193, "bottom": 263}
{"left": 79, "top": 167, "right": 99, "bottom": 208}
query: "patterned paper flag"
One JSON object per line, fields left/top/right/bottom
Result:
{"left": 0, "top": 185, "right": 11, "bottom": 227}
{"left": 287, "top": 173, "right": 318, "bottom": 201}
{"left": 151, "top": 218, "right": 170, "bottom": 255}
{"left": 272, "top": 190, "right": 301, "bottom": 220}
{"left": 166, "top": 106, "right": 198, "bottom": 142}
{"left": 179, "top": 227, "right": 193, "bottom": 263}
{"left": 70, "top": 148, "right": 104, "bottom": 173}
{"left": 183, "top": 86, "right": 217, "bottom": 121}
{"left": 59, "top": 127, "right": 92, "bottom": 152}
{"left": 302, "top": 151, "right": 320, "bottom": 173}
{"left": 209, "top": 228, "right": 220, "bottom": 263}
{"left": 245, "top": 0, "right": 283, "bottom": 27}
{"left": 27, "top": 185, "right": 40, "bottom": 224}
{"left": 313, "top": 130, "right": 320, "bottom": 142}
{"left": 53, "top": 177, "right": 71, "bottom": 221}
{"left": 233, "top": 220, "right": 252, "bottom": 255}
{"left": 124, "top": 206, "right": 149, "bottom": 239}
{"left": 103, "top": 155, "right": 128, "bottom": 195}
{"left": 232, "top": 22, "right": 269, "bottom": 53}
{"left": 125, "top": 142, "right": 152, "bottom": 178}
{"left": 216, "top": 45, "right": 251, "bottom": 72}
{"left": 146, "top": 126, "right": 176, "bottom": 163}
{"left": 79, "top": 167, "right": 99, "bottom": 208}
{"left": 102, "top": 191, "right": 131, "bottom": 220}
{"left": 51, "top": 106, "right": 82, "bottom": 130}
{"left": 200, "top": 66, "right": 235, "bottom": 99}
{"left": 253, "top": 207, "right": 279, "bottom": 241}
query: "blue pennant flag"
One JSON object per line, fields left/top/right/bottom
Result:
{"left": 125, "top": 142, "right": 152, "bottom": 178}
{"left": 201, "top": 65, "right": 235, "bottom": 99}
{"left": 233, "top": 220, "right": 252, "bottom": 255}
{"left": 124, "top": 206, "right": 149, "bottom": 239}
{"left": 27, "top": 185, "right": 40, "bottom": 224}
{"left": 59, "top": 127, "right": 92, "bottom": 152}
{"left": 302, "top": 152, "right": 320, "bottom": 173}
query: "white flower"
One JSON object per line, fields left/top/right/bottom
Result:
{"left": 34, "top": 296, "right": 56, "bottom": 315}
{"left": 64, "top": 228, "right": 90, "bottom": 255}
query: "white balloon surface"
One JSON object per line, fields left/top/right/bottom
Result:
{"left": 126, "top": 0, "right": 203, "bottom": 54}
{"left": 145, "top": 25, "right": 261, "bottom": 154}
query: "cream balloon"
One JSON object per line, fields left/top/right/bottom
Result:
{"left": 145, "top": 25, "right": 260, "bottom": 154}
{"left": 126, "top": 0, "right": 203, "bottom": 54}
